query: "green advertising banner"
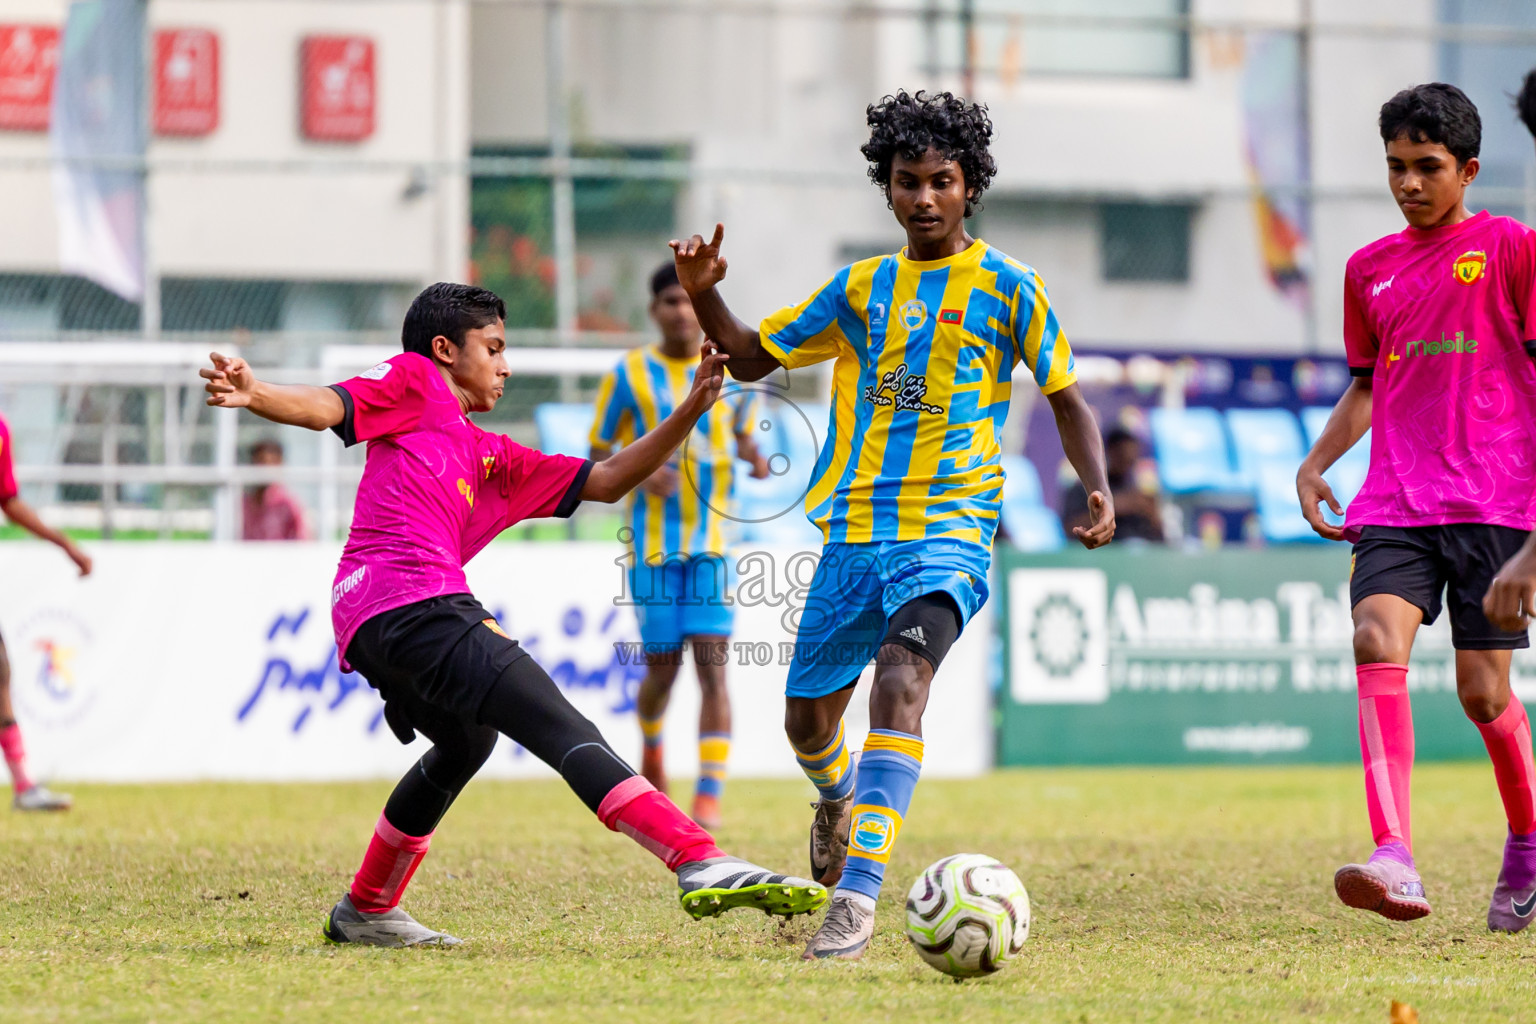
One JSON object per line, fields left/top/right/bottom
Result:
{"left": 996, "top": 546, "right": 1536, "bottom": 765}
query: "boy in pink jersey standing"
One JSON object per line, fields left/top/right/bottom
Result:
{"left": 1298, "top": 84, "right": 1536, "bottom": 932}
{"left": 201, "top": 283, "right": 825, "bottom": 947}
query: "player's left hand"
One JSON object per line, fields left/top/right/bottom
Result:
{"left": 748, "top": 453, "right": 771, "bottom": 479}
{"left": 1073, "top": 490, "right": 1115, "bottom": 549}
{"left": 1484, "top": 537, "right": 1536, "bottom": 631}
{"left": 685, "top": 341, "right": 728, "bottom": 414}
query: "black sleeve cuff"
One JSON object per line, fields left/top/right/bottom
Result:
{"left": 328, "top": 384, "right": 359, "bottom": 446}
{"left": 553, "top": 459, "right": 593, "bottom": 518}
{"left": 1348, "top": 365, "right": 1375, "bottom": 378}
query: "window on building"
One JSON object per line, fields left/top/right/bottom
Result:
{"left": 471, "top": 144, "right": 684, "bottom": 333}
{"left": 1099, "top": 202, "right": 1193, "bottom": 282}
{"left": 1438, "top": 0, "right": 1536, "bottom": 219}
{"left": 928, "top": 0, "right": 1190, "bottom": 81}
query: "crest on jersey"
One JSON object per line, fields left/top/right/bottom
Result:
{"left": 1453, "top": 250, "right": 1487, "bottom": 285}
{"left": 482, "top": 454, "right": 496, "bottom": 479}
{"left": 899, "top": 299, "right": 928, "bottom": 330}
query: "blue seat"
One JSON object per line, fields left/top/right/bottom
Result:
{"left": 1149, "top": 407, "right": 1243, "bottom": 494}
{"left": 1000, "top": 503, "right": 1065, "bottom": 552}
{"left": 1000, "top": 455, "right": 1044, "bottom": 506}
{"left": 1226, "top": 409, "right": 1305, "bottom": 488}
{"left": 534, "top": 403, "right": 597, "bottom": 459}
{"left": 1301, "top": 406, "right": 1333, "bottom": 448}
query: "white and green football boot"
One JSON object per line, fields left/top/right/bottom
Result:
{"left": 677, "top": 856, "right": 828, "bottom": 919}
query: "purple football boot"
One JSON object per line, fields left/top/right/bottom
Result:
{"left": 1334, "top": 841, "right": 1431, "bottom": 921}
{"left": 1488, "top": 830, "right": 1536, "bottom": 933}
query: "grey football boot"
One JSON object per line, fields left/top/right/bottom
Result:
{"left": 322, "top": 893, "right": 462, "bottom": 947}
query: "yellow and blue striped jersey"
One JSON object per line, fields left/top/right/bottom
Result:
{"left": 590, "top": 345, "right": 758, "bottom": 564}
{"left": 759, "top": 239, "right": 1075, "bottom": 548}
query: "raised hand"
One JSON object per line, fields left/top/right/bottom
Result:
{"left": 201, "top": 352, "right": 257, "bottom": 408}
{"left": 685, "top": 341, "right": 729, "bottom": 414}
{"left": 670, "top": 223, "right": 729, "bottom": 295}
{"left": 1073, "top": 491, "right": 1116, "bottom": 549}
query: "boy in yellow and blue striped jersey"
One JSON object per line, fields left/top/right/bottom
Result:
{"left": 671, "top": 91, "right": 1117, "bottom": 960}
{"left": 590, "top": 263, "right": 769, "bottom": 830}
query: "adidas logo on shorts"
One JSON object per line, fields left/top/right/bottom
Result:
{"left": 900, "top": 626, "right": 926, "bottom": 646}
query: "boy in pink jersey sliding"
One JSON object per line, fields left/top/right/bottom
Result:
{"left": 1297, "top": 84, "right": 1536, "bottom": 932}
{"left": 0, "top": 411, "right": 92, "bottom": 811}
{"left": 201, "top": 283, "right": 826, "bottom": 948}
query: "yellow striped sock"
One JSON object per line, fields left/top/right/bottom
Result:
{"left": 697, "top": 732, "right": 730, "bottom": 798}
{"left": 640, "top": 714, "right": 664, "bottom": 748}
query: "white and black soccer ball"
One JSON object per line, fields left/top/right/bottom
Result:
{"left": 905, "top": 853, "right": 1031, "bottom": 979}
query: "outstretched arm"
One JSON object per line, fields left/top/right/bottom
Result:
{"left": 201, "top": 352, "right": 344, "bottom": 430}
{"left": 1046, "top": 383, "right": 1114, "bottom": 549}
{"left": 670, "top": 224, "right": 783, "bottom": 382}
{"left": 1, "top": 496, "right": 91, "bottom": 576}
{"left": 581, "top": 345, "right": 728, "bottom": 502}
{"left": 1295, "top": 378, "right": 1371, "bottom": 542}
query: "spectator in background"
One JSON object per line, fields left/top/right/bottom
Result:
{"left": 1060, "top": 427, "right": 1164, "bottom": 542}
{"left": 243, "top": 439, "right": 312, "bottom": 541}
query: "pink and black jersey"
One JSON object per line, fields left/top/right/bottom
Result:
{"left": 327, "top": 352, "right": 590, "bottom": 667}
{"left": 1342, "top": 211, "right": 1536, "bottom": 539}
{"left": 0, "top": 412, "right": 16, "bottom": 502}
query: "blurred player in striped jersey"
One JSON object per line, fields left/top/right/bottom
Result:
{"left": 672, "top": 90, "right": 1115, "bottom": 959}
{"left": 0, "top": 411, "right": 92, "bottom": 810}
{"left": 589, "top": 262, "right": 769, "bottom": 829}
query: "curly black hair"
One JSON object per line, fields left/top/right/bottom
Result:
{"left": 1517, "top": 68, "right": 1536, "bottom": 140}
{"left": 861, "top": 90, "right": 997, "bottom": 217}
{"left": 1379, "top": 83, "right": 1481, "bottom": 166}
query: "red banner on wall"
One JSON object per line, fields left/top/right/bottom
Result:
{"left": 300, "top": 35, "right": 374, "bottom": 142}
{"left": 0, "top": 24, "right": 59, "bottom": 131}
{"left": 154, "top": 28, "right": 218, "bottom": 136}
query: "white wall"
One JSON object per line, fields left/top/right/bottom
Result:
{"left": 0, "top": 0, "right": 469, "bottom": 285}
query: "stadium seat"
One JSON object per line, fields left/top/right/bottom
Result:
{"left": 999, "top": 502, "right": 1065, "bottom": 552}
{"left": 534, "top": 403, "right": 597, "bottom": 459}
{"left": 1000, "top": 455, "right": 1044, "bottom": 506}
{"left": 1300, "top": 406, "right": 1333, "bottom": 448}
{"left": 1148, "top": 407, "right": 1243, "bottom": 494}
{"left": 1226, "top": 408, "right": 1305, "bottom": 488}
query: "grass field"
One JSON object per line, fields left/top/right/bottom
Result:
{"left": 3, "top": 766, "right": 1534, "bottom": 1022}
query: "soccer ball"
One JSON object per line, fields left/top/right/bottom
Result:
{"left": 904, "top": 853, "right": 1031, "bottom": 979}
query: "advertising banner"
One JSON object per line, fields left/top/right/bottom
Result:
{"left": 0, "top": 542, "right": 992, "bottom": 782}
{"left": 999, "top": 546, "right": 1536, "bottom": 764}
{"left": 0, "top": 24, "right": 58, "bottom": 130}
{"left": 300, "top": 35, "right": 374, "bottom": 142}
{"left": 154, "top": 28, "right": 217, "bottom": 136}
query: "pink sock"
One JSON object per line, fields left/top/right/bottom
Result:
{"left": 0, "top": 723, "right": 33, "bottom": 793}
{"left": 597, "top": 775, "right": 725, "bottom": 870}
{"left": 1475, "top": 695, "right": 1536, "bottom": 836}
{"left": 348, "top": 812, "right": 433, "bottom": 913}
{"left": 1356, "top": 663, "right": 1415, "bottom": 851}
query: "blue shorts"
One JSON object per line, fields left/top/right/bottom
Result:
{"left": 784, "top": 539, "right": 990, "bottom": 699}
{"left": 628, "top": 555, "right": 735, "bottom": 649}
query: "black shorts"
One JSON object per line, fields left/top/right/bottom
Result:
{"left": 345, "top": 594, "right": 527, "bottom": 742}
{"left": 1351, "top": 524, "right": 1531, "bottom": 650}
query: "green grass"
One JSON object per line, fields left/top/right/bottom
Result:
{"left": 2, "top": 766, "right": 1533, "bottom": 1022}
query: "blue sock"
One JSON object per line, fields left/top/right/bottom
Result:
{"left": 837, "top": 729, "right": 923, "bottom": 904}
{"left": 794, "top": 720, "right": 856, "bottom": 801}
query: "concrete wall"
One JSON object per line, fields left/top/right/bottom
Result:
{"left": 0, "top": 0, "right": 469, "bottom": 286}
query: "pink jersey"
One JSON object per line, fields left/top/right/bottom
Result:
{"left": 328, "top": 352, "right": 590, "bottom": 667}
{"left": 0, "top": 413, "right": 16, "bottom": 502}
{"left": 1342, "top": 211, "right": 1536, "bottom": 539}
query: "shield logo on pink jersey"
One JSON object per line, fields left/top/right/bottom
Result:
{"left": 1453, "top": 250, "right": 1487, "bottom": 285}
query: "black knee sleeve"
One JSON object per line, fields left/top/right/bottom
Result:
{"left": 475, "top": 654, "right": 635, "bottom": 813}
{"left": 881, "top": 592, "right": 964, "bottom": 670}
{"left": 383, "top": 724, "right": 499, "bottom": 836}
